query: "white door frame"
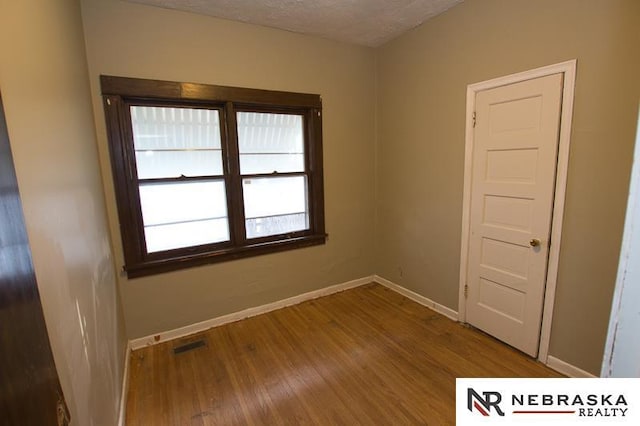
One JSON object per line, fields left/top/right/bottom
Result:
{"left": 458, "top": 60, "right": 577, "bottom": 363}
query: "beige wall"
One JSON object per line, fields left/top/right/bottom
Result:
{"left": 0, "top": 0, "right": 127, "bottom": 424}
{"left": 376, "top": 0, "right": 640, "bottom": 374}
{"left": 77, "top": 0, "right": 638, "bottom": 376}
{"left": 81, "top": 0, "right": 377, "bottom": 338}
{"left": 0, "top": 1, "right": 633, "bottom": 420}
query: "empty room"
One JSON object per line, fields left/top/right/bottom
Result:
{"left": 1, "top": 0, "right": 639, "bottom": 424}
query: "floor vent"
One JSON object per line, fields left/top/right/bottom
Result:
{"left": 173, "top": 339, "right": 206, "bottom": 355}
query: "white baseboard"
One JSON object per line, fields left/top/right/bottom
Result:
{"left": 546, "top": 355, "right": 598, "bottom": 378}
{"left": 372, "top": 276, "right": 600, "bottom": 378}
{"left": 124, "top": 274, "right": 596, "bottom": 391}
{"left": 117, "top": 342, "right": 131, "bottom": 426}
{"left": 373, "top": 275, "right": 459, "bottom": 321}
{"left": 130, "top": 276, "right": 374, "bottom": 350}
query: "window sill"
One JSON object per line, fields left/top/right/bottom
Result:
{"left": 124, "top": 233, "right": 327, "bottom": 278}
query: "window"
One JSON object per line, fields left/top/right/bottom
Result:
{"left": 101, "top": 76, "right": 326, "bottom": 277}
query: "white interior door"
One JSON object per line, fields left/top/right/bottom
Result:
{"left": 466, "top": 74, "right": 563, "bottom": 356}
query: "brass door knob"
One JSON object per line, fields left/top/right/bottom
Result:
{"left": 529, "top": 238, "right": 541, "bottom": 247}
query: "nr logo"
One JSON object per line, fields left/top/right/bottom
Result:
{"left": 467, "top": 388, "right": 505, "bottom": 416}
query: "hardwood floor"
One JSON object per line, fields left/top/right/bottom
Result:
{"left": 126, "top": 283, "right": 561, "bottom": 425}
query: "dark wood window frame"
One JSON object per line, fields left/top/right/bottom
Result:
{"left": 101, "top": 75, "right": 326, "bottom": 278}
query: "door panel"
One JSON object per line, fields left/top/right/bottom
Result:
{"left": 466, "top": 74, "right": 563, "bottom": 356}
{"left": 0, "top": 93, "right": 68, "bottom": 425}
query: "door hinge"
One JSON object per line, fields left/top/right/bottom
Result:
{"left": 57, "top": 394, "right": 70, "bottom": 426}
{"left": 464, "top": 284, "right": 469, "bottom": 298}
{"left": 472, "top": 112, "right": 476, "bottom": 128}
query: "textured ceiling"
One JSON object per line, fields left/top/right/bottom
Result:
{"left": 127, "top": 0, "right": 463, "bottom": 47}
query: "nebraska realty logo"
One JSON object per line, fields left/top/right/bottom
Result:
{"left": 456, "top": 379, "right": 639, "bottom": 425}
{"left": 468, "top": 389, "right": 505, "bottom": 416}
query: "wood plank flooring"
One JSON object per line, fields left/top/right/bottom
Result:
{"left": 126, "top": 283, "right": 561, "bottom": 425}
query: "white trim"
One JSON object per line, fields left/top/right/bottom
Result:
{"left": 129, "top": 276, "right": 374, "bottom": 350}
{"left": 372, "top": 275, "right": 598, "bottom": 379}
{"left": 600, "top": 115, "right": 640, "bottom": 377}
{"left": 538, "top": 60, "right": 577, "bottom": 363}
{"left": 546, "top": 356, "right": 598, "bottom": 378}
{"left": 374, "top": 275, "right": 459, "bottom": 321}
{"left": 458, "top": 78, "right": 477, "bottom": 323}
{"left": 117, "top": 342, "right": 131, "bottom": 426}
{"left": 458, "top": 60, "right": 577, "bottom": 363}
{"left": 601, "top": 110, "right": 640, "bottom": 377}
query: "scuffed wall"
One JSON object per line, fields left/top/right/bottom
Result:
{"left": 0, "top": 0, "right": 127, "bottom": 424}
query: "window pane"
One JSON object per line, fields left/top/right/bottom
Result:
{"left": 243, "top": 176, "right": 309, "bottom": 238}
{"left": 245, "top": 213, "right": 308, "bottom": 240}
{"left": 237, "top": 112, "right": 304, "bottom": 174}
{"left": 139, "top": 180, "right": 229, "bottom": 252}
{"left": 131, "top": 106, "right": 223, "bottom": 179}
{"left": 144, "top": 219, "right": 229, "bottom": 253}
{"left": 135, "top": 150, "right": 223, "bottom": 180}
